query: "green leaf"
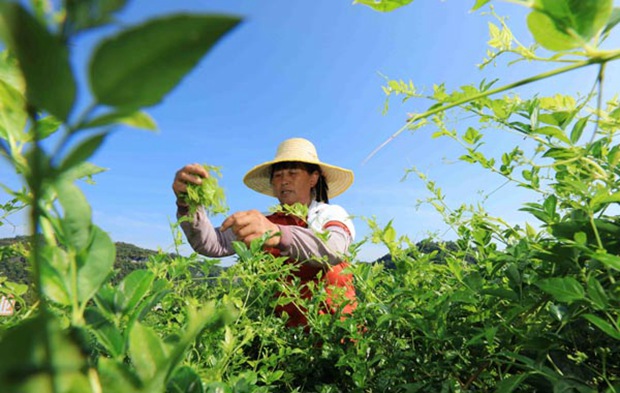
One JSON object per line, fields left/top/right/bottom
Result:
{"left": 204, "top": 382, "right": 232, "bottom": 393}
{"left": 232, "top": 240, "right": 251, "bottom": 261}
{"left": 505, "top": 263, "right": 521, "bottom": 287}
{"left": 54, "top": 180, "right": 91, "bottom": 251}
{"left": 93, "top": 284, "right": 117, "bottom": 319}
{"left": 565, "top": 0, "right": 613, "bottom": 41}
{"left": 133, "top": 285, "right": 171, "bottom": 323}
{"left": 54, "top": 180, "right": 92, "bottom": 251}
{"left": 528, "top": 0, "right": 613, "bottom": 51}
{"left": 542, "top": 147, "right": 575, "bottom": 159}
{"left": 33, "top": 116, "right": 62, "bottom": 141}
{"left": 0, "top": 78, "right": 27, "bottom": 141}
{"left": 58, "top": 132, "right": 108, "bottom": 175}
{"left": 114, "top": 269, "right": 155, "bottom": 314}
{"left": 0, "top": 3, "right": 76, "bottom": 120}
{"left": 590, "top": 191, "right": 620, "bottom": 211}
{"left": 97, "top": 357, "right": 141, "bottom": 393}
{"left": 601, "top": 7, "right": 620, "bottom": 37}
{"left": 463, "top": 127, "right": 482, "bottom": 145}
{"left": 586, "top": 276, "right": 608, "bottom": 310}
{"left": 129, "top": 321, "right": 168, "bottom": 383}
{"left": 533, "top": 126, "right": 571, "bottom": 144}
{"left": 3, "top": 281, "right": 27, "bottom": 296}
{"left": 591, "top": 251, "right": 620, "bottom": 271}
{"left": 472, "top": 0, "right": 491, "bottom": 12}
{"left": 527, "top": 11, "right": 579, "bottom": 51}
{"left": 65, "top": 0, "right": 128, "bottom": 32}
{"left": 77, "top": 225, "right": 115, "bottom": 303}
{"left": 536, "top": 277, "right": 585, "bottom": 303}
{"left": 40, "top": 245, "right": 71, "bottom": 305}
{"left": 495, "top": 373, "right": 531, "bottom": 393}
{"left": 582, "top": 313, "right": 620, "bottom": 340}
{"left": 353, "top": 0, "right": 414, "bottom": 12}
{"left": 0, "top": 50, "right": 25, "bottom": 92}
{"left": 383, "top": 225, "right": 396, "bottom": 244}
{"left": 61, "top": 162, "right": 107, "bottom": 183}
{"left": 87, "top": 312, "right": 125, "bottom": 359}
{"left": 538, "top": 113, "right": 560, "bottom": 126}
{"left": 570, "top": 116, "right": 589, "bottom": 144}
{"left": 168, "top": 366, "right": 204, "bottom": 393}
{"left": 0, "top": 315, "right": 91, "bottom": 392}
{"left": 82, "top": 110, "right": 158, "bottom": 131}
{"left": 90, "top": 14, "right": 240, "bottom": 109}
{"left": 542, "top": 194, "right": 557, "bottom": 221}
{"left": 156, "top": 304, "right": 231, "bottom": 387}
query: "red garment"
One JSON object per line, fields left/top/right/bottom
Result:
{"left": 265, "top": 212, "right": 357, "bottom": 327}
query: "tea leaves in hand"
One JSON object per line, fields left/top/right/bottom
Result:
{"left": 186, "top": 164, "right": 229, "bottom": 217}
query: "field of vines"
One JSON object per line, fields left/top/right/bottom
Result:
{"left": 1, "top": 0, "right": 620, "bottom": 392}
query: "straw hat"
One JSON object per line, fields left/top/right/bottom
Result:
{"left": 243, "top": 138, "right": 354, "bottom": 199}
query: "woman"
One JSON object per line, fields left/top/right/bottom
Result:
{"left": 172, "top": 137, "right": 356, "bottom": 327}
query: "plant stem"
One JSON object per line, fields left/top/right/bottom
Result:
{"left": 587, "top": 63, "right": 606, "bottom": 145}
{"left": 28, "top": 107, "right": 61, "bottom": 393}
{"left": 588, "top": 213, "right": 604, "bottom": 250}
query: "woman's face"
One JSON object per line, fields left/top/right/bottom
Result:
{"left": 271, "top": 165, "right": 319, "bottom": 206}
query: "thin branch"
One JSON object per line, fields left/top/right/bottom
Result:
{"left": 588, "top": 62, "right": 606, "bottom": 145}
{"left": 364, "top": 51, "right": 620, "bottom": 164}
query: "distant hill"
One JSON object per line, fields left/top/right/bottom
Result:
{"left": 0, "top": 236, "right": 196, "bottom": 286}
{"left": 372, "top": 239, "right": 475, "bottom": 269}
{"left": 0, "top": 236, "right": 32, "bottom": 284}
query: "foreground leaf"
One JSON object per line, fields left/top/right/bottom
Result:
{"left": 77, "top": 225, "right": 115, "bottom": 304}
{"left": 82, "top": 110, "right": 157, "bottom": 131}
{"left": 114, "top": 269, "right": 155, "bottom": 314}
{"left": 582, "top": 313, "right": 620, "bottom": 340}
{"left": 129, "top": 321, "right": 168, "bottom": 383}
{"left": 536, "top": 277, "right": 585, "bottom": 303}
{"left": 0, "top": 78, "right": 27, "bottom": 142}
{"left": 90, "top": 14, "right": 240, "bottom": 109}
{"left": 54, "top": 180, "right": 92, "bottom": 251}
{"left": 0, "top": 2, "right": 76, "bottom": 120}
{"left": 353, "top": 0, "right": 414, "bottom": 12}
{"left": 0, "top": 315, "right": 91, "bottom": 392}
{"left": 528, "top": 0, "right": 613, "bottom": 51}
{"left": 65, "top": 0, "right": 128, "bottom": 33}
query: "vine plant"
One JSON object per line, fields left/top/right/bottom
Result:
{"left": 358, "top": 0, "right": 620, "bottom": 391}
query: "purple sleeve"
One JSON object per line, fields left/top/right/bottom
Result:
{"left": 177, "top": 205, "right": 236, "bottom": 257}
{"left": 276, "top": 224, "right": 352, "bottom": 267}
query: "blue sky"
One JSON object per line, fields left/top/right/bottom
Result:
{"left": 1, "top": 0, "right": 620, "bottom": 263}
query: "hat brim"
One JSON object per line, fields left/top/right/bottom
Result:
{"left": 243, "top": 158, "right": 354, "bottom": 199}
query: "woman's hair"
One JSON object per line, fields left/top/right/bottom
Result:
{"left": 270, "top": 161, "right": 329, "bottom": 203}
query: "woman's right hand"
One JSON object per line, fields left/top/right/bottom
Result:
{"left": 172, "top": 163, "right": 209, "bottom": 197}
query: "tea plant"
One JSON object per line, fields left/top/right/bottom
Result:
{"left": 360, "top": 0, "right": 620, "bottom": 391}
{"left": 2, "top": 0, "right": 620, "bottom": 392}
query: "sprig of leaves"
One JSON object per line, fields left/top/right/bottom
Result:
{"left": 269, "top": 203, "right": 333, "bottom": 243}
{"left": 186, "top": 164, "right": 229, "bottom": 217}
{"left": 268, "top": 202, "right": 308, "bottom": 221}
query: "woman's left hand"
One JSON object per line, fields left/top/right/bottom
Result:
{"left": 221, "top": 210, "right": 281, "bottom": 247}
